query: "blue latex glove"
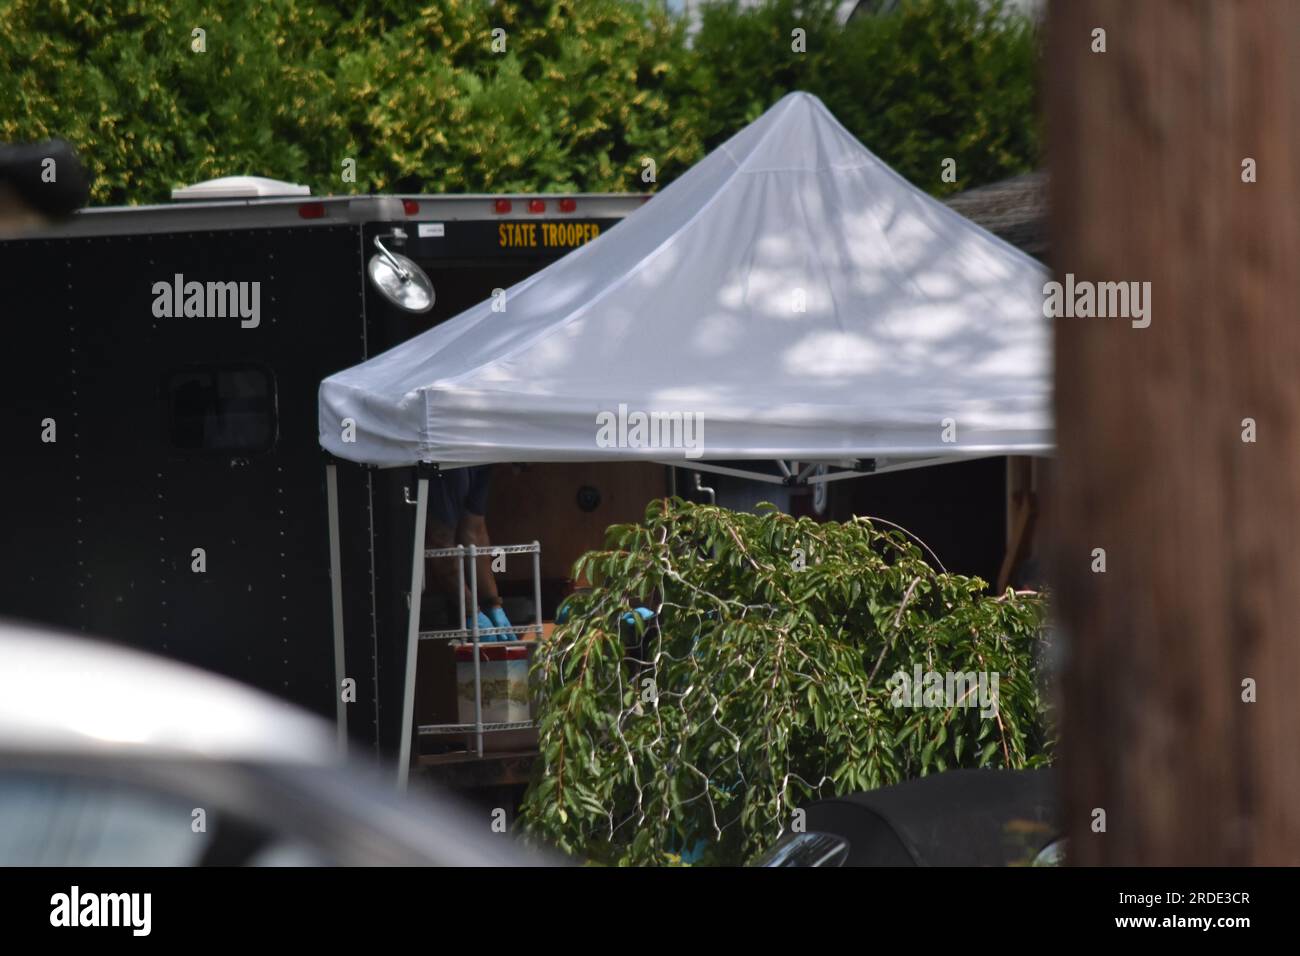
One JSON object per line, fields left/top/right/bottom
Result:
{"left": 488, "top": 605, "right": 512, "bottom": 633}
{"left": 555, "top": 604, "right": 652, "bottom": 629}
{"left": 621, "top": 607, "right": 655, "bottom": 628}
{"left": 467, "top": 610, "right": 494, "bottom": 635}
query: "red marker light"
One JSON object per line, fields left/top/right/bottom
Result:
{"left": 558, "top": 198, "right": 577, "bottom": 213}
{"left": 402, "top": 199, "right": 420, "bottom": 215}
{"left": 528, "top": 199, "right": 546, "bottom": 214}
{"left": 494, "top": 198, "right": 512, "bottom": 214}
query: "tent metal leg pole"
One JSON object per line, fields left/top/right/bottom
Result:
{"left": 456, "top": 545, "right": 466, "bottom": 632}
{"left": 469, "top": 545, "right": 483, "bottom": 758}
{"left": 397, "top": 475, "right": 429, "bottom": 791}
{"left": 325, "top": 463, "right": 348, "bottom": 756}
{"left": 532, "top": 541, "right": 542, "bottom": 638}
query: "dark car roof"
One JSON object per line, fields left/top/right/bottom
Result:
{"left": 803, "top": 768, "right": 1057, "bottom": 866}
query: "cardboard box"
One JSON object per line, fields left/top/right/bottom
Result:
{"left": 456, "top": 644, "right": 529, "bottom": 724}
{"left": 414, "top": 636, "right": 541, "bottom": 755}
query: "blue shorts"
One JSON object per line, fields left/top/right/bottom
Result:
{"left": 428, "top": 465, "right": 492, "bottom": 528}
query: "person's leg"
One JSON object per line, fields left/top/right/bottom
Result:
{"left": 424, "top": 472, "right": 476, "bottom": 621}
{"left": 426, "top": 520, "right": 478, "bottom": 625}
{"left": 456, "top": 511, "right": 501, "bottom": 610}
{"left": 456, "top": 466, "right": 509, "bottom": 630}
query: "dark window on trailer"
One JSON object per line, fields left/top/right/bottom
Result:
{"left": 165, "top": 365, "right": 277, "bottom": 452}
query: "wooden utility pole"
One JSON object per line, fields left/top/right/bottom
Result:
{"left": 1047, "top": 1, "right": 1300, "bottom": 864}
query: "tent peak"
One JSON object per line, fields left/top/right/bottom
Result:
{"left": 719, "top": 90, "right": 879, "bottom": 176}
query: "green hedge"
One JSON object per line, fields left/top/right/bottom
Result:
{"left": 691, "top": 0, "right": 1040, "bottom": 196}
{"left": 0, "top": 0, "right": 1038, "bottom": 204}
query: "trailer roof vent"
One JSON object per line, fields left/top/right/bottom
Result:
{"left": 171, "top": 176, "right": 311, "bottom": 201}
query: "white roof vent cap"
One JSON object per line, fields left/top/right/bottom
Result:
{"left": 171, "top": 175, "right": 311, "bottom": 201}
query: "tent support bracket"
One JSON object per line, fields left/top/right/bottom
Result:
{"left": 652, "top": 455, "right": 982, "bottom": 488}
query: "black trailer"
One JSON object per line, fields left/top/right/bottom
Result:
{"left": 0, "top": 183, "right": 645, "bottom": 755}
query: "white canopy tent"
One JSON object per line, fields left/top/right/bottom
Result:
{"left": 319, "top": 92, "right": 1052, "bottom": 476}
{"left": 317, "top": 92, "right": 1053, "bottom": 781}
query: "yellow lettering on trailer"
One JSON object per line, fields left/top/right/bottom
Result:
{"left": 497, "top": 222, "right": 538, "bottom": 247}
{"left": 499, "top": 221, "right": 601, "bottom": 248}
{"left": 537, "top": 222, "right": 601, "bottom": 248}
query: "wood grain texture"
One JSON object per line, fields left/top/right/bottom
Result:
{"left": 1047, "top": 0, "right": 1300, "bottom": 864}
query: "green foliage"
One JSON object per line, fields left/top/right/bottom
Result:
{"left": 0, "top": 0, "right": 698, "bottom": 203}
{"left": 689, "top": 0, "right": 1041, "bottom": 196}
{"left": 0, "top": 0, "right": 351, "bottom": 205}
{"left": 520, "top": 499, "right": 1052, "bottom": 866}
{"left": 334, "top": 0, "right": 698, "bottom": 193}
{"left": 0, "top": 0, "right": 1037, "bottom": 205}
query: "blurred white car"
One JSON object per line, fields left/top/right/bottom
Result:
{"left": 0, "top": 620, "right": 546, "bottom": 866}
